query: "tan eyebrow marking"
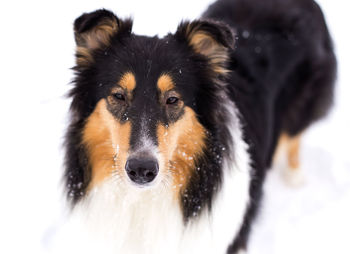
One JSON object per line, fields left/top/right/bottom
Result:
{"left": 157, "top": 74, "right": 175, "bottom": 92}
{"left": 119, "top": 72, "right": 136, "bottom": 91}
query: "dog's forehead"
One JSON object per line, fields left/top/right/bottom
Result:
{"left": 113, "top": 35, "right": 176, "bottom": 67}
{"left": 95, "top": 37, "right": 158, "bottom": 84}
{"left": 93, "top": 34, "right": 198, "bottom": 106}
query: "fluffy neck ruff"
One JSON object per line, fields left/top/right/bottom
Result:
{"left": 69, "top": 180, "right": 183, "bottom": 254}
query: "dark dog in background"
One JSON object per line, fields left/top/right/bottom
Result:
{"left": 64, "top": 0, "right": 336, "bottom": 253}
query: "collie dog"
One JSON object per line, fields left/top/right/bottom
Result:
{"left": 63, "top": 0, "right": 336, "bottom": 253}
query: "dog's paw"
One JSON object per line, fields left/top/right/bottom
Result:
{"left": 282, "top": 167, "right": 305, "bottom": 187}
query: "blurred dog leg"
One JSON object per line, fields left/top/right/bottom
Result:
{"left": 274, "top": 133, "right": 305, "bottom": 186}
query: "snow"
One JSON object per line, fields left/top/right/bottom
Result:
{"left": 0, "top": 0, "right": 349, "bottom": 253}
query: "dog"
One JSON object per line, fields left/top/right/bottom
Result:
{"left": 63, "top": 0, "right": 336, "bottom": 253}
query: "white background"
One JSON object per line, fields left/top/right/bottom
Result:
{"left": 0, "top": 0, "right": 349, "bottom": 253}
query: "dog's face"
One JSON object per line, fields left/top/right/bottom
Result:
{"left": 67, "top": 10, "right": 234, "bottom": 202}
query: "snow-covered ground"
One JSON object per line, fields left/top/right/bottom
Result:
{"left": 0, "top": 0, "right": 349, "bottom": 253}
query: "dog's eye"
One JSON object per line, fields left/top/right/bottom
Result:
{"left": 113, "top": 93, "right": 125, "bottom": 101}
{"left": 166, "top": 96, "right": 179, "bottom": 105}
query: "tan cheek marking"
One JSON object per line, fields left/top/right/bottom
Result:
{"left": 157, "top": 107, "right": 206, "bottom": 197}
{"left": 82, "top": 99, "right": 131, "bottom": 189}
{"left": 119, "top": 72, "right": 136, "bottom": 91}
{"left": 157, "top": 74, "right": 175, "bottom": 92}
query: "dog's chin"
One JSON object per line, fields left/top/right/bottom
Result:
{"left": 127, "top": 179, "right": 159, "bottom": 189}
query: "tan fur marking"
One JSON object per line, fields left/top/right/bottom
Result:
{"left": 157, "top": 107, "right": 206, "bottom": 197}
{"left": 157, "top": 74, "right": 175, "bottom": 92}
{"left": 83, "top": 99, "right": 131, "bottom": 189}
{"left": 75, "top": 17, "right": 118, "bottom": 66}
{"left": 273, "top": 133, "right": 288, "bottom": 164}
{"left": 274, "top": 133, "right": 302, "bottom": 170}
{"left": 287, "top": 134, "right": 301, "bottom": 170}
{"left": 76, "top": 46, "right": 94, "bottom": 66}
{"left": 186, "top": 28, "right": 230, "bottom": 75}
{"left": 190, "top": 32, "right": 218, "bottom": 57}
{"left": 79, "top": 17, "right": 118, "bottom": 50}
{"left": 119, "top": 72, "right": 136, "bottom": 91}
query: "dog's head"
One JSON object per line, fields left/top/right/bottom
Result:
{"left": 65, "top": 10, "right": 235, "bottom": 214}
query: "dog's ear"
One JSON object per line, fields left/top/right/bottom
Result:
{"left": 74, "top": 9, "right": 132, "bottom": 66}
{"left": 175, "top": 20, "right": 234, "bottom": 75}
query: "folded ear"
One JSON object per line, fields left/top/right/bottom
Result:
{"left": 175, "top": 20, "right": 234, "bottom": 75}
{"left": 74, "top": 9, "right": 132, "bottom": 66}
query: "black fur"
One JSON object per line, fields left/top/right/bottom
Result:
{"left": 64, "top": 0, "right": 336, "bottom": 252}
{"left": 203, "top": 0, "right": 336, "bottom": 252}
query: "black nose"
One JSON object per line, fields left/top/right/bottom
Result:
{"left": 125, "top": 158, "right": 159, "bottom": 185}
